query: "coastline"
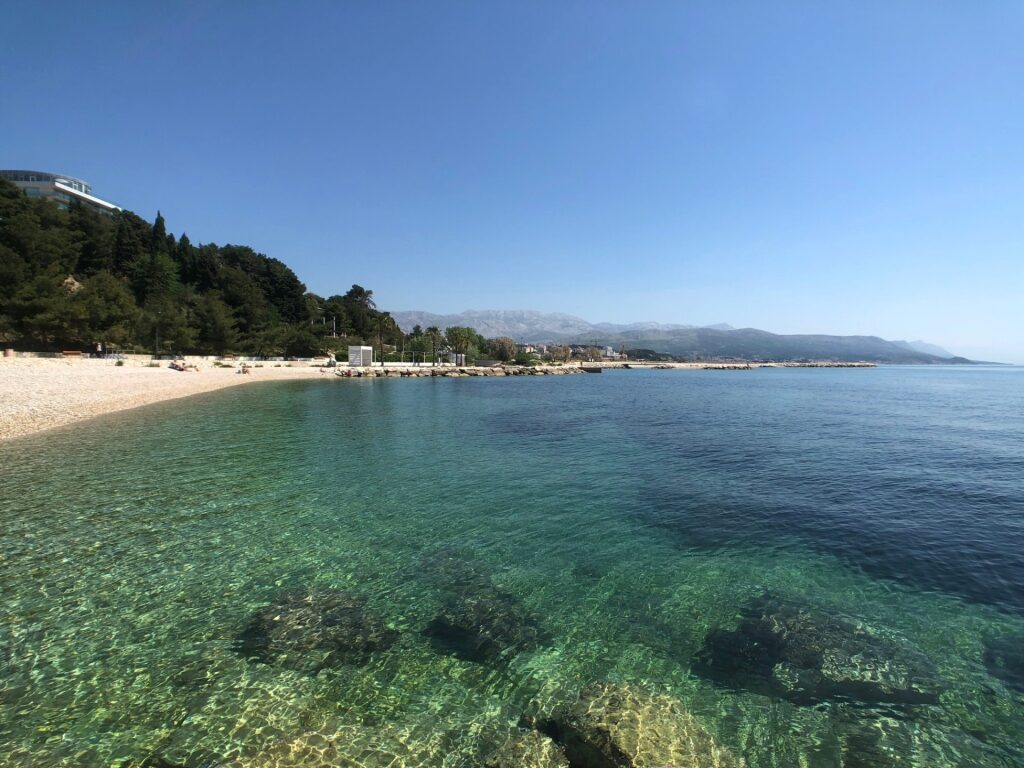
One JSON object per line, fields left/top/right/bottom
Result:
{"left": 0, "top": 357, "right": 876, "bottom": 443}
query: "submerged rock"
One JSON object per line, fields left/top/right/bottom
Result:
{"left": 234, "top": 588, "right": 398, "bottom": 673}
{"left": 535, "top": 682, "right": 739, "bottom": 768}
{"left": 484, "top": 730, "right": 570, "bottom": 768}
{"left": 983, "top": 635, "right": 1024, "bottom": 693}
{"left": 219, "top": 724, "right": 458, "bottom": 768}
{"left": 692, "top": 593, "right": 940, "bottom": 707}
{"left": 418, "top": 548, "right": 551, "bottom": 664}
{"left": 424, "top": 588, "right": 549, "bottom": 664}
{"left": 418, "top": 546, "right": 493, "bottom": 592}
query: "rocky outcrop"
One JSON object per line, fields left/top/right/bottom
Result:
{"left": 234, "top": 588, "right": 398, "bottom": 673}
{"left": 692, "top": 593, "right": 940, "bottom": 706}
{"left": 534, "top": 682, "right": 739, "bottom": 768}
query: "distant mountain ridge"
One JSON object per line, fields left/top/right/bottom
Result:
{"left": 891, "top": 339, "right": 955, "bottom": 359}
{"left": 391, "top": 309, "right": 969, "bottom": 364}
{"left": 390, "top": 309, "right": 732, "bottom": 344}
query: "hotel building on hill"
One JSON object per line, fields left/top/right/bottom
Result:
{"left": 0, "top": 170, "right": 121, "bottom": 214}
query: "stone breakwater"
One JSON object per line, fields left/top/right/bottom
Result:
{"left": 632, "top": 362, "right": 878, "bottom": 370}
{"left": 339, "top": 361, "right": 877, "bottom": 378}
{"left": 338, "top": 366, "right": 585, "bottom": 378}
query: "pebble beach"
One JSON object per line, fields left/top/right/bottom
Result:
{"left": 0, "top": 358, "right": 326, "bottom": 442}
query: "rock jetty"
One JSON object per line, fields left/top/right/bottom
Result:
{"left": 338, "top": 365, "right": 584, "bottom": 378}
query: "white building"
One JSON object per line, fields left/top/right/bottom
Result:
{"left": 1, "top": 170, "right": 121, "bottom": 215}
{"left": 348, "top": 346, "right": 374, "bottom": 367}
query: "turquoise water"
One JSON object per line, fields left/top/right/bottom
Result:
{"left": 2, "top": 367, "right": 1023, "bottom": 766}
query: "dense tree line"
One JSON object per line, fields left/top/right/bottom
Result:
{"left": 0, "top": 179, "right": 587, "bottom": 364}
{"left": 0, "top": 178, "right": 404, "bottom": 356}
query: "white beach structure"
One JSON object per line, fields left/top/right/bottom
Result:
{"left": 348, "top": 346, "right": 374, "bottom": 367}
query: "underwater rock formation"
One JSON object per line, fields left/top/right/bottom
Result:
{"left": 216, "top": 723, "right": 461, "bottom": 768}
{"left": 535, "top": 682, "right": 739, "bottom": 768}
{"left": 424, "top": 587, "right": 550, "bottom": 664}
{"left": 983, "top": 635, "right": 1024, "bottom": 693}
{"left": 692, "top": 593, "right": 940, "bottom": 706}
{"left": 418, "top": 546, "right": 494, "bottom": 592}
{"left": 484, "top": 730, "right": 570, "bottom": 768}
{"left": 234, "top": 588, "right": 398, "bottom": 673}
{"left": 419, "top": 548, "right": 550, "bottom": 664}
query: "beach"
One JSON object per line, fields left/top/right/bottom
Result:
{"left": 0, "top": 358, "right": 326, "bottom": 442}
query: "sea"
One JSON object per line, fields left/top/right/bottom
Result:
{"left": 2, "top": 366, "right": 1023, "bottom": 767}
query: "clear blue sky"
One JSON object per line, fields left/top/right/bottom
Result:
{"left": 4, "top": 2, "right": 1022, "bottom": 361}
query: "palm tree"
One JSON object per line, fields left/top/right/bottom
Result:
{"left": 425, "top": 325, "right": 443, "bottom": 366}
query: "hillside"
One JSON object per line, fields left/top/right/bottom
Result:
{"left": 0, "top": 178, "right": 402, "bottom": 355}
{"left": 394, "top": 309, "right": 969, "bottom": 364}
{"left": 391, "top": 309, "right": 729, "bottom": 343}
{"left": 568, "top": 327, "right": 968, "bottom": 364}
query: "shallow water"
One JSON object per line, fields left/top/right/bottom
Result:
{"left": 2, "top": 367, "right": 1023, "bottom": 766}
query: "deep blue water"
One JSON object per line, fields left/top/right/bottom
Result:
{"left": 2, "top": 366, "right": 1023, "bottom": 766}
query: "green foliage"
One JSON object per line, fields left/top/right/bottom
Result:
{"left": 490, "top": 336, "right": 517, "bottom": 362}
{"left": 192, "top": 294, "right": 238, "bottom": 354}
{"left": 74, "top": 271, "right": 139, "bottom": 347}
{"left": 0, "top": 178, "right": 402, "bottom": 356}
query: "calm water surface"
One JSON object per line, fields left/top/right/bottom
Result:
{"left": 2, "top": 367, "right": 1023, "bottom": 766}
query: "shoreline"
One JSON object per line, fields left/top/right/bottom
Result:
{"left": 0, "top": 358, "right": 325, "bottom": 443}
{"left": 0, "top": 358, "right": 875, "bottom": 443}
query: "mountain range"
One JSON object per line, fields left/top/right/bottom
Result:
{"left": 391, "top": 310, "right": 969, "bottom": 364}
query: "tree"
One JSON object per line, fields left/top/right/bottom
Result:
{"left": 490, "top": 336, "right": 517, "bottom": 362}
{"left": 192, "top": 294, "right": 238, "bottom": 354}
{"left": 445, "top": 326, "right": 475, "bottom": 358}
{"left": 424, "top": 325, "right": 444, "bottom": 366}
{"left": 376, "top": 312, "right": 396, "bottom": 364}
{"left": 547, "top": 344, "right": 571, "bottom": 363}
{"left": 74, "top": 271, "right": 139, "bottom": 347}
{"left": 341, "top": 284, "right": 376, "bottom": 339}
{"left": 6, "top": 271, "right": 82, "bottom": 348}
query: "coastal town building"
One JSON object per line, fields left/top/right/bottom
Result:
{"left": 0, "top": 170, "right": 121, "bottom": 215}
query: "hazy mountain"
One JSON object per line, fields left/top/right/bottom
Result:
{"left": 392, "top": 309, "right": 968, "bottom": 363}
{"left": 891, "top": 340, "right": 955, "bottom": 359}
{"left": 391, "top": 310, "right": 728, "bottom": 343}
{"left": 567, "top": 327, "right": 968, "bottom": 364}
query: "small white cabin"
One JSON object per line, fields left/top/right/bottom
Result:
{"left": 348, "top": 346, "right": 374, "bottom": 367}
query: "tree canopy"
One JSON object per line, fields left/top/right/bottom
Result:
{"left": 0, "top": 179, "right": 404, "bottom": 356}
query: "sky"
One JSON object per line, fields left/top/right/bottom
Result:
{"left": 3, "top": 2, "right": 1023, "bottom": 361}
